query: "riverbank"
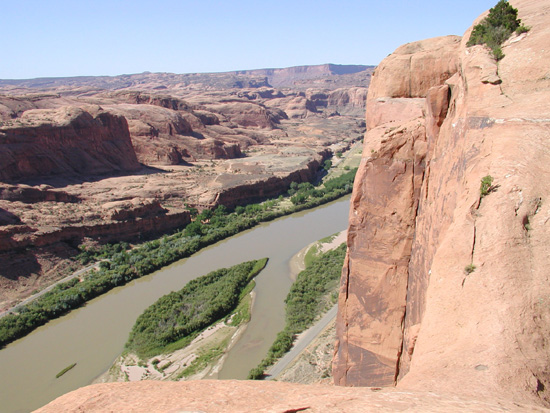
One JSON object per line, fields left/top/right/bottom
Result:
{"left": 288, "top": 230, "right": 347, "bottom": 281}
{"left": 101, "top": 259, "right": 268, "bottom": 383}
{"left": 271, "top": 232, "right": 346, "bottom": 382}
{"left": 0, "top": 164, "right": 357, "bottom": 349}
{"left": 248, "top": 235, "right": 347, "bottom": 379}
{"left": 97, "top": 290, "right": 256, "bottom": 383}
{"left": 0, "top": 192, "right": 352, "bottom": 412}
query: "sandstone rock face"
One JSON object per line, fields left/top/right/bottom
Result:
{"left": 335, "top": 0, "right": 550, "bottom": 408}
{"left": 327, "top": 87, "right": 368, "bottom": 109}
{"left": 368, "top": 35, "right": 460, "bottom": 99}
{"left": 35, "top": 380, "right": 548, "bottom": 412}
{"left": 0, "top": 106, "right": 140, "bottom": 181}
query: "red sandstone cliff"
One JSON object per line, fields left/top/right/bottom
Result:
{"left": 334, "top": 0, "right": 550, "bottom": 408}
{"left": 0, "top": 106, "right": 140, "bottom": 181}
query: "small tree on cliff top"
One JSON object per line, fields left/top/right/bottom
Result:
{"left": 467, "top": 0, "right": 528, "bottom": 60}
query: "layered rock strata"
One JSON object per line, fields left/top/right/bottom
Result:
{"left": 0, "top": 68, "right": 367, "bottom": 309}
{"left": 334, "top": 0, "right": 550, "bottom": 408}
{"left": 0, "top": 106, "right": 140, "bottom": 181}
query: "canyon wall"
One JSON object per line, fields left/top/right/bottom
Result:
{"left": 0, "top": 106, "right": 140, "bottom": 181}
{"left": 334, "top": 0, "right": 550, "bottom": 408}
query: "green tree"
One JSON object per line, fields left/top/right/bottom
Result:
{"left": 467, "top": 0, "right": 525, "bottom": 60}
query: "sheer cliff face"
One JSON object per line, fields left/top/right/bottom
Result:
{"left": 334, "top": 0, "right": 550, "bottom": 407}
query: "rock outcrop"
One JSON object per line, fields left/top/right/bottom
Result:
{"left": 0, "top": 106, "right": 140, "bottom": 181}
{"left": 334, "top": 0, "right": 550, "bottom": 408}
{"left": 35, "top": 380, "right": 548, "bottom": 412}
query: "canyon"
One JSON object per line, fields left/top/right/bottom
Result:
{"left": 16, "top": 0, "right": 550, "bottom": 411}
{"left": 0, "top": 64, "right": 372, "bottom": 310}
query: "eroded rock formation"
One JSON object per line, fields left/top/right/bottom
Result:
{"left": 31, "top": 1, "right": 550, "bottom": 411}
{"left": 334, "top": 0, "right": 550, "bottom": 408}
{"left": 0, "top": 106, "right": 140, "bottom": 181}
{"left": 0, "top": 65, "right": 368, "bottom": 310}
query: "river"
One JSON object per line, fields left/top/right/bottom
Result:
{"left": 0, "top": 196, "right": 350, "bottom": 412}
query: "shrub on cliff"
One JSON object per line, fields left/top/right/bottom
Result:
{"left": 467, "top": 0, "right": 528, "bottom": 60}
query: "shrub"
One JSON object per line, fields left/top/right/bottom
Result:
{"left": 480, "top": 175, "right": 494, "bottom": 198}
{"left": 516, "top": 24, "right": 530, "bottom": 34}
{"left": 125, "top": 258, "right": 268, "bottom": 358}
{"left": 464, "top": 264, "right": 477, "bottom": 274}
{"left": 467, "top": 0, "right": 526, "bottom": 60}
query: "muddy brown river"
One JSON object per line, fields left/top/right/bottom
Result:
{"left": 0, "top": 196, "right": 350, "bottom": 412}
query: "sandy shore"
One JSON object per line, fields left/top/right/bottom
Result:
{"left": 288, "top": 230, "right": 347, "bottom": 281}
{"left": 95, "top": 290, "right": 256, "bottom": 383}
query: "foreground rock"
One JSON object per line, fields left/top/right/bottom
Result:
{"left": 35, "top": 380, "right": 547, "bottom": 412}
{"left": 335, "top": 0, "right": 550, "bottom": 408}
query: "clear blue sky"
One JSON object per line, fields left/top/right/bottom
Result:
{"left": 1, "top": 0, "right": 498, "bottom": 79}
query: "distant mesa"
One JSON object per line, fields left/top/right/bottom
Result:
{"left": 0, "top": 63, "right": 374, "bottom": 92}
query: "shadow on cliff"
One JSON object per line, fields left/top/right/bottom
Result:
{"left": 0, "top": 249, "right": 41, "bottom": 281}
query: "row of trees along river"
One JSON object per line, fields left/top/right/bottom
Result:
{"left": 0, "top": 167, "right": 355, "bottom": 412}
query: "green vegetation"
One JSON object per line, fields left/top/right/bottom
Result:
{"left": 176, "top": 337, "right": 229, "bottom": 379}
{"left": 303, "top": 244, "right": 319, "bottom": 268}
{"left": 464, "top": 263, "right": 477, "bottom": 274}
{"left": 303, "top": 233, "right": 339, "bottom": 267}
{"left": 228, "top": 279, "right": 256, "bottom": 327}
{"left": 76, "top": 242, "right": 130, "bottom": 265}
{"left": 467, "top": 0, "right": 528, "bottom": 60}
{"left": 0, "top": 168, "right": 356, "bottom": 349}
{"left": 55, "top": 363, "right": 77, "bottom": 379}
{"left": 480, "top": 175, "right": 494, "bottom": 198}
{"left": 248, "top": 243, "right": 347, "bottom": 379}
{"left": 126, "top": 259, "right": 267, "bottom": 358}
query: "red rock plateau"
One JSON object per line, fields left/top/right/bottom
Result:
{"left": 0, "top": 64, "right": 370, "bottom": 310}
{"left": 35, "top": 0, "right": 550, "bottom": 411}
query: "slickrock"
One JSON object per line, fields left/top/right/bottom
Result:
{"left": 335, "top": 0, "right": 550, "bottom": 409}
{"left": 34, "top": 380, "right": 548, "bottom": 412}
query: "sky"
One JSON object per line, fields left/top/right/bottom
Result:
{"left": 1, "top": 0, "right": 499, "bottom": 79}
